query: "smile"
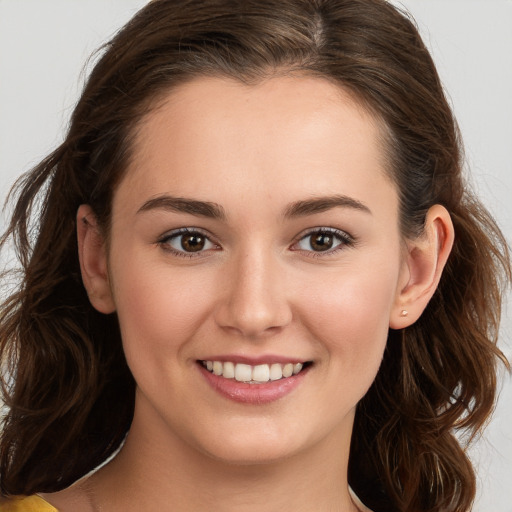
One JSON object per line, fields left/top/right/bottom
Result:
{"left": 201, "top": 360, "right": 305, "bottom": 384}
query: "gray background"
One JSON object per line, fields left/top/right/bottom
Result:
{"left": 1, "top": 1, "right": 511, "bottom": 510}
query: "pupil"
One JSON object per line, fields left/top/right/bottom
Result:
{"left": 181, "top": 234, "right": 205, "bottom": 252}
{"left": 311, "top": 233, "right": 333, "bottom": 251}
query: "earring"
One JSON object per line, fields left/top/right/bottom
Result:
{"left": 400, "top": 310, "right": 408, "bottom": 317}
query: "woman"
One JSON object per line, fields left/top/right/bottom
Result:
{"left": 0, "top": 0, "right": 510, "bottom": 511}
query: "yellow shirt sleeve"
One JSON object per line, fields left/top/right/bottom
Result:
{"left": 0, "top": 496, "right": 58, "bottom": 512}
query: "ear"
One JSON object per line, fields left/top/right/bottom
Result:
{"left": 77, "top": 204, "right": 116, "bottom": 314}
{"left": 390, "top": 204, "right": 454, "bottom": 329}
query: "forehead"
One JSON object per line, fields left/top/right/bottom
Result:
{"left": 116, "top": 75, "right": 396, "bottom": 219}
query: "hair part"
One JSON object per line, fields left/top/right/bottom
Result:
{"left": 1, "top": 1, "right": 510, "bottom": 510}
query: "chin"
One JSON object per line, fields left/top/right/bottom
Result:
{"left": 204, "top": 447, "right": 298, "bottom": 467}
{"left": 192, "top": 431, "right": 304, "bottom": 467}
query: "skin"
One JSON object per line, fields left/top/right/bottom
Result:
{"left": 43, "top": 75, "right": 453, "bottom": 511}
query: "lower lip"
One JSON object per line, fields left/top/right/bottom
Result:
{"left": 198, "top": 363, "right": 309, "bottom": 404}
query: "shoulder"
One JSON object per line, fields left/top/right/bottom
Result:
{"left": 0, "top": 496, "right": 58, "bottom": 512}
{"left": 349, "top": 487, "right": 374, "bottom": 512}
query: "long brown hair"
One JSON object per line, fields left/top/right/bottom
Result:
{"left": 1, "top": 1, "right": 510, "bottom": 510}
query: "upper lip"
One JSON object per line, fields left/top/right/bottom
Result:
{"left": 198, "top": 354, "right": 310, "bottom": 365}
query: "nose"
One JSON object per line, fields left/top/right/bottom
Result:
{"left": 214, "top": 245, "right": 292, "bottom": 338}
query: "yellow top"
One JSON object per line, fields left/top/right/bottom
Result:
{"left": 0, "top": 491, "right": 373, "bottom": 511}
{"left": 0, "top": 496, "right": 57, "bottom": 512}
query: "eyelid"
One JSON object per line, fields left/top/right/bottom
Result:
{"left": 157, "top": 227, "right": 220, "bottom": 257}
{"left": 290, "top": 227, "right": 355, "bottom": 255}
{"left": 156, "top": 226, "right": 355, "bottom": 258}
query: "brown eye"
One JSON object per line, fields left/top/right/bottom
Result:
{"left": 181, "top": 233, "right": 206, "bottom": 252}
{"left": 310, "top": 232, "right": 334, "bottom": 251}
{"left": 162, "top": 229, "right": 216, "bottom": 255}
{"left": 295, "top": 228, "right": 352, "bottom": 254}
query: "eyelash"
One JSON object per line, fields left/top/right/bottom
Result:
{"left": 157, "top": 228, "right": 219, "bottom": 259}
{"left": 291, "top": 227, "right": 355, "bottom": 257}
{"left": 157, "top": 227, "right": 355, "bottom": 258}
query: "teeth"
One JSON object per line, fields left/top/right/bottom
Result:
{"left": 269, "top": 363, "right": 283, "bottom": 381}
{"left": 223, "top": 361, "right": 235, "bottom": 379}
{"left": 213, "top": 361, "right": 223, "bottom": 376}
{"left": 282, "top": 363, "right": 293, "bottom": 378}
{"left": 234, "top": 363, "right": 251, "bottom": 382}
{"left": 202, "top": 360, "right": 307, "bottom": 383}
{"left": 252, "top": 364, "right": 270, "bottom": 382}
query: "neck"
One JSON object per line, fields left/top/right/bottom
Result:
{"left": 90, "top": 395, "right": 360, "bottom": 512}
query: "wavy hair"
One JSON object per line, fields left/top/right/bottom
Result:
{"left": 1, "top": 1, "right": 510, "bottom": 510}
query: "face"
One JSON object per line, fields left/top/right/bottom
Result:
{"left": 88, "top": 76, "right": 411, "bottom": 464}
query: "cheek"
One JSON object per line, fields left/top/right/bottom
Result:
{"left": 297, "top": 259, "right": 399, "bottom": 382}
{"left": 109, "top": 254, "right": 216, "bottom": 364}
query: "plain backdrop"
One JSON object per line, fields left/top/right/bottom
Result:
{"left": 0, "top": 1, "right": 511, "bottom": 510}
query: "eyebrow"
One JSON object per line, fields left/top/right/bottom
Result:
{"left": 137, "top": 193, "right": 370, "bottom": 220}
{"left": 137, "top": 195, "right": 226, "bottom": 220}
{"left": 283, "top": 195, "right": 372, "bottom": 218}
